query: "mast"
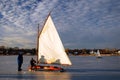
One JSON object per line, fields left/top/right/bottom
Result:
{"left": 36, "top": 24, "right": 39, "bottom": 64}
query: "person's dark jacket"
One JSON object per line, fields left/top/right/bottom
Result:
{"left": 17, "top": 54, "right": 23, "bottom": 64}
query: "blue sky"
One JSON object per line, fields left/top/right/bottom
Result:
{"left": 0, "top": 0, "right": 120, "bottom": 49}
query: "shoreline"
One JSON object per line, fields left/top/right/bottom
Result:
{"left": 0, "top": 54, "right": 120, "bottom": 56}
{"left": 69, "top": 54, "right": 120, "bottom": 56}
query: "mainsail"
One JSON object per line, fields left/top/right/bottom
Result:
{"left": 38, "top": 15, "right": 72, "bottom": 65}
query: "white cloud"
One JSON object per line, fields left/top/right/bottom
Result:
{"left": 0, "top": 0, "right": 120, "bottom": 49}
{"left": 0, "top": 0, "right": 58, "bottom": 48}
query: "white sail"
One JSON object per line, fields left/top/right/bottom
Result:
{"left": 96, "top": 50, "right": 101, "bottom": 57}
{"left": 38, "top": 15, "right": 72, "bottom": 65}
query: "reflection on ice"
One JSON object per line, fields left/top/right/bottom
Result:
{"left": 0, "top": 56, "right": 120, "bottom": 80}
{"left": 35, "top": 72, "right": 71, "bottom": 80}
{"left": 0, "top": 72, "right": 71, "bottom": 80}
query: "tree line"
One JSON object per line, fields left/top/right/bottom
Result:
{"left": 0, "top": 46, "right": 36, "bottom": 55}
{"left": 0, "top": 46, "right": 120, "bottom": 55}
{"left": 66, "top": 48, "right": 120, "bottom": 56}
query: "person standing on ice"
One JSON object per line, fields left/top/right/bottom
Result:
{"left": 17, "top": 52, "right": 23, "bottom": 71}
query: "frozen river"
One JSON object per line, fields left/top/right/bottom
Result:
{"left": 0, "top": 56, "right": 120, "bottom": 80}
